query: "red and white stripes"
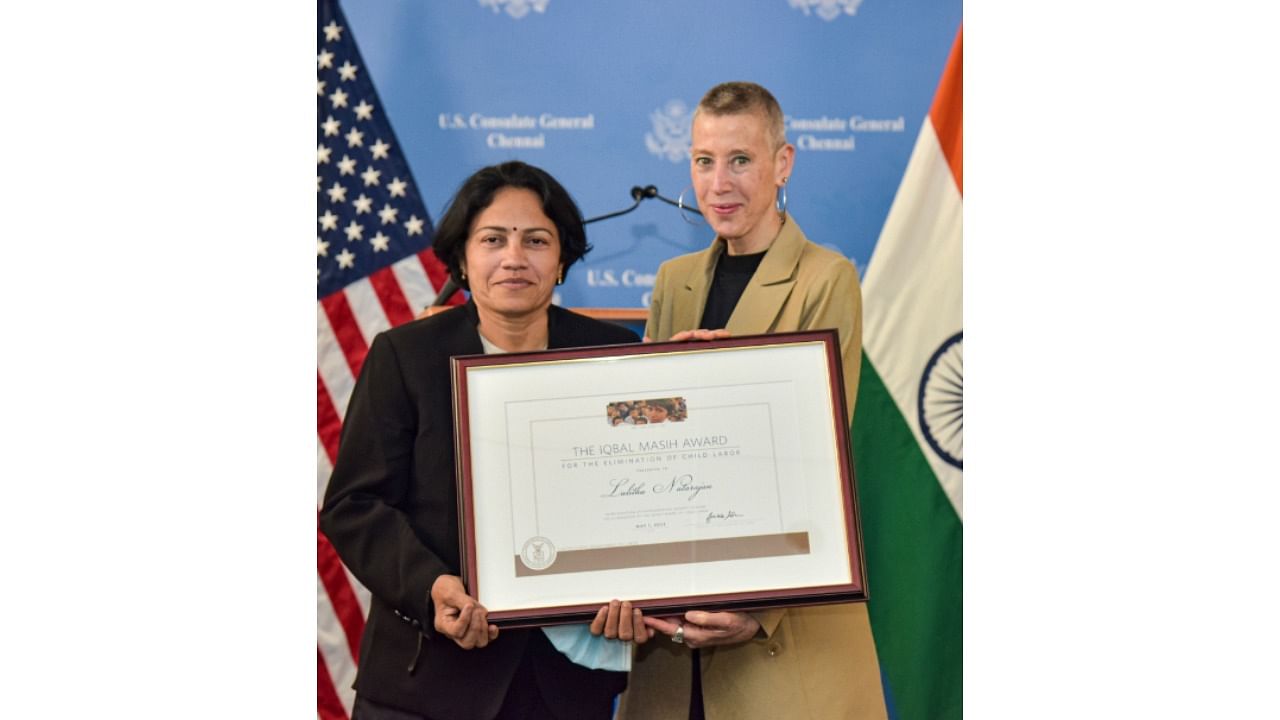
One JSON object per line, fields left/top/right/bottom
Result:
{"left": 316, "top": 247, "right": 452, "bottom": 719}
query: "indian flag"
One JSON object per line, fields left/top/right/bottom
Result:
{"left": 855, "top": 27, "right": 963, "bottom": 720}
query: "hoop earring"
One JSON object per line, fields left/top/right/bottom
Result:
{"left": 776, "top": 184, "right": 788, "bottom": 217}
{"left": 677, "top": 186, "right": 705, "bottom": 226}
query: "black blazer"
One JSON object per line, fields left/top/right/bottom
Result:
{"left": 320, "top": 302, "right": 638, "bottom": 719}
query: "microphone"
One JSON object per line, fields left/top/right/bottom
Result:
{"left": 629, "top": 184, "right": 695, "bottom": 213}
{"left": 630, "top": 185, "right": 658, "bottom": 201}
{"left": 585, "top": 184, "right": 691, "bottom": 225}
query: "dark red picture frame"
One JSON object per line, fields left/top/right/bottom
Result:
{"left": 451, "top": 330, "right": 867, "bottom": 627}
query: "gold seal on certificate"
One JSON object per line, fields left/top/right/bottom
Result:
{"left": 520, "top": 536, "right": 557, "bottom": 571}
{"left": 452, "top": 330, "right": 868, "bottom": 627}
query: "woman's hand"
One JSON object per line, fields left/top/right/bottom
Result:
{"left": 644, "top": 329, "right": 732, "bottom": 343}
{"left": 669, "top": 329, "right": 732, "bottom": 342}
{"left": 644, "top": 610, "right": 760, "bottom": 649}
{"left": 589, "top": 599, "right": 653, "bottom": 644}
{"left": 431, "top": 574, "right": 499, "bottom": 649}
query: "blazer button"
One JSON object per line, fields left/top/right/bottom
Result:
{"left": 767, "top": 642, "right": 783, "bottom": 657}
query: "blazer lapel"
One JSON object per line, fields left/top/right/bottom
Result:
{"left": 449, "top": 300, "right": 485, "bottom": 355}
{"left": 546, "top": 304, "right": 578, "bottom": 349}
{"left": 725, "top": 214, "right": 805, "bottom": 335}
{"left": 678, "top": 243, "right": 720, "bottom": 332}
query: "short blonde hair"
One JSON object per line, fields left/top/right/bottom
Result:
{"left": 693, "top": 81, "right": 787, "bottom": 150}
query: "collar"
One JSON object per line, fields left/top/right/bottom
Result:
{"left": 460, "top": 298, "right": 566, "bottom": 349}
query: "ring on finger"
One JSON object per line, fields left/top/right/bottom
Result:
{"left": 672, "top": 623, "right": 685, "bottom": 644}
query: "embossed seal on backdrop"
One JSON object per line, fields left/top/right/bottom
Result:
{"left": 478, "top": 0, "right": 549, "bottom": 20}
{"left": 520, "top": 536, "right": 557, "bottom": 571}
{"left": 645, "top": 100, "right": 693, "bottom": 163}
{"left": 788, "top": 0, "right": 864, "bottom": 22}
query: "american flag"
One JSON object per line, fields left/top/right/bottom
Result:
{"left": 316, "top": 1, "right": 456, "bottom": 717}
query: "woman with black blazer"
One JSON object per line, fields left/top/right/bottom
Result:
{"left": 321, "top": 161, "right": 649, "bottom": 720}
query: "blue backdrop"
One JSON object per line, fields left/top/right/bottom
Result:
{"left": 339, "top": 0, "right": 961, "bottom": 308}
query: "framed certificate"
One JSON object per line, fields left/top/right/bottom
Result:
{"left": 451, "top": 330, "right": 867, "bottom": 627}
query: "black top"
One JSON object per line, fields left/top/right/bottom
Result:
{"left": 319, "top": 301, "right": 637, "bottom": 720}
{"left": 698, "top": 249, "right": 767, "bottom": 330}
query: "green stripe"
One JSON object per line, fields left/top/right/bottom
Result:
{"left": 853, "top": 353, "right": 963, "bottom": 720}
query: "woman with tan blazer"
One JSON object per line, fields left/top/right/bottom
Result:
{"left": 618, "top": 82, "right": 887, "bottom": 720}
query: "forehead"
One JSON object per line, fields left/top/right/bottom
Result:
{"left": 470, "top": 187, "right": 554, "bottom": 230}
{"left": 691, "top": 111, "right": 773, "bottom": 153}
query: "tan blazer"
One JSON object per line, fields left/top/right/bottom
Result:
{"left": 621, "top": 216, "right": 887, "bottom": 720}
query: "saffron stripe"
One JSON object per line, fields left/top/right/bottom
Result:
{"left": 858, "top": 27, "right": 964, "bottom": 720}
{"left": 321, "top": 292, "right": 370, "bottom": 380}
{"left": 929, "top": 26, "right": 963, "bottom": 194}
{"left": 318, "top": 525, "right": 366, "bottom": 663}
{"left": 369, "top": 265, "right": 415, "bottom": 327}
{"left": 864, "top": 86, "right": 965, "bottom": 517}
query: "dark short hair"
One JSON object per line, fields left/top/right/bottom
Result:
{"left": 694, "top": 81, "right": 787, "bottom": 149}
{"left": 432, "top": 161, "right": 591, "bottom": 291}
